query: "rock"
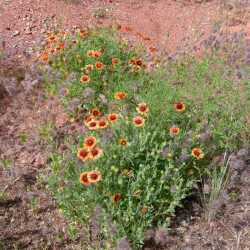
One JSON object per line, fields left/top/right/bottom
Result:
{"left": 12, "top": 30, "right": 20, "bottom": 37}
{"left": 117, "top": 237, "right": 131, "bottom": 250}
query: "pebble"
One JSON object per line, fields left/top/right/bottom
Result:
{"left": 12, "top": 30, "right": 20, "bottom": 37}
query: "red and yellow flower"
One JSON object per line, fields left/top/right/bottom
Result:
{"left": 98, "top": 119, "right": 108, "bottom": 129}
{"left": 87, "top": 170, "right": 102, "bottom": 183}
{"left": 107, "top": 113, "right": 119, "bottom": 123}
{"left": 114, "top": 92, "right": 127, "bottom": 100}
{"left": 79, "top": 172, "right": 90, "bottom": 186}
{"left": 112, "top": 193, "right": 121, "bottom": 203}
{"left": 85, "top": 64, "right": 94, "bottom": 72}
{"left": 91, "top": 108, "right": 102, "bottom": 117}
{"left": 77, "top": 148, "right": 90, "bottom": 161}
{"left": 80, "top": 75, "right": 90, "bottom": 84}
{"left": 112, "top": 58, "right": 119, "bottom": 65}
{"left": 89, "top": 147, "right": 103, "bottom": 160}
{"left": 95, "top": 61, "right": 104, "bottom": 71}
{"left": 86, "top": 120, "right": 99, "bottom": 130}
{"left": 83, "top": 136, "right": 97, "bottom": 149}
{"left": 169, "top": 126, "right": 180, "bottom": 136}
{"left": 132, "top": 116, "right": 145, "bottom": 127}
{"left": 136, "top": 103, "right": 149, "bottom": 114}
{"left": 174, "top": 102, "right": 186, "bottom": 112}
{"left": 191, "top": 148, "right": 204, "bottom": 160}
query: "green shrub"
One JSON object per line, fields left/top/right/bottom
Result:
{"left": 42, "top": 28, "right": 250, "bottom": 249}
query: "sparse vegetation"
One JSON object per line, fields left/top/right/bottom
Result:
{"left": 39, "top": 28, "right": 250, "bottom": 248}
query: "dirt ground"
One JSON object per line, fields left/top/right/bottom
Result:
{"left": 0, "top": 0, "right": 250, "bottom": 249}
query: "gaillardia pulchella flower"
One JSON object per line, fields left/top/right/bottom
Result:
{"left": 174, "top": 102, "right": 186, "bottom": 112}
{"left": 87, "top": 170, "right": 102, "bottom": 183}
{"left": 107, "top": 113, "right": 119, "bottom": 123}
{"left": 84, "top": 136, "right": 97, "bottom": 149}
{"left": 77, "top": 148, "right": 90, "bottom": 161}
{"left": 136, "top": 102, "right": 149, "bottom": 114}
{"left": 133, "top": 116, "right": 145, "bottom": 127}
{"left": 191, "top": 148, "right": 204, "bottom": 160}
{"left": 95, "top": 61, "right": 104, "bottom": 71}
{"left": 169, "top": 126, "right": 180, "bottom": 136}
{"left": 114, "top": 91, "right": 127, "bottom": 100}
{"left": 79, "top": 172, "right": 90, "bottom": 186}
{"left": 90, "top": 147, "right": 103, "bottom": 160}
{"left": 80, "top": 75, "right": 90, "bottom": 84}
{"left": 112, "top": 193, "right": 121, "bottom": 203}
{"left": 98, "top": 119, "right": 108, "bottom": 129}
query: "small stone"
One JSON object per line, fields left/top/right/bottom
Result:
{"left": 12, "top": 30, "right": 20, "bottom": 37}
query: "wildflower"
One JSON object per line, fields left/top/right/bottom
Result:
{"left": 84, "top": 115, "right": 95, "bottom": 126}
{"left": 112, "top": 193, "right": 121, "bottom": 203}
{"left": 79, "top": 172, "right": 90, "bottom": 186}
{"left": 112, "top": 58, "right": 119, "bottom": 65}
{"left": 85, "top": 64, "right": 94, "bottom": 72}
{"left": 132, "top": 116, "right": 145, "bottom": 127}
{"left": 90, "top": 147, "right": 103, "bottom": 160}
{"left": 95, "top": 61, "right": 104, "bottom": 70}
{"left": 77, "top": 148, "right": 90, "bottom": 161}
{"left": 174, "top": 102, "right": 186, "bottom": 112}
{"left": 119, "top": 138, "right": 128, "bottom": 146}
{"left": 87, "top": 170, "right": 102, "bottom": 183}
{"left": 80, "top": 75, "right": 90, "bottom": 84}
{"left": 107, "top": 113, "right": 119, "bottom": 123}
{"left": 87, "top": 120, "right": 99, "bottom": 130}
{"left": 136, "top": 102, "right": 149, "bottom": 114}
{"left": 169, "top": 126, "right": 180, "bottom": 136}
{"left": 72, "top": 40, "right": 78, "bottom": 44}
{"left": 98, "top": 119, "right": 108, "bottom": 129}
{"left": 79, "top": 30, "right": 88, "bottom": 38}
{"left": 191, "top": 148, "right": 204, "bottom": 160}
{"left": 40, "top": 52, "right": 49, "bottom": 62}
{"left": 91, "top": 108, "right": 102, "bottom": 117}
{"left": 84, "top": 136, "right": 97, "bottom": 149}
{"left": 87, "top": 50, "right": 95, "bottom": 57}
{"left": 47, "top": 35, "right": 57, "bottom": 43}
{"left": 114, "top": 91, "right": 127, "bottom": 100}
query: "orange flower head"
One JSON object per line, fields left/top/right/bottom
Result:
{"left": 85, "top": 64, "right": 94, "bottom": 72}
{"left": 77, "top": 148, "right": 90, "bottom": 161}
{"left": 91, "top": 108, "right": 102, "bottom": 117}
{"left": 170, "top": 126, "right": 180, "bottom": 136}
{"left": 87, "top": 50, "right": 95, "bottom": 57}
{"left": 191, "top": 148, "right": 204, "bottom": 160}
{"left": 135, "top": 59, "right": 143, "bottom": 66}
{"left": 136, "top": 103, "right": 149, "bottom": 114}
{"left": 40, "top": 52, "right": 49, "bottom": 62}
{"left": 48, "top": 35, "right": 57, "bottom": 43}
{"left": 133, "top": 116, "right": 145, "bottom": 127}
{"left": 95, "top": 61, "right": 104, "bottom": 70}
{"left": 90, "top": 147, "right": 103, "bottom": 160}
{"left": 87, "top": 120, "right": 99, "bottom": 130}
{"left": 80, "top": 75, "right": 90, "bottom": 84}
{"left": 107, "top": 113, "right": 119, "bottom": 123}
{"left": 79, "top": 172, "right": 90, "bottom": 186}
{"left": 112, "top": 193, "right": 121, "bottom": 203}
{"left": 98, "top": 119, "right": 108, "bottom": 129}
{"left": 114, "top": 92, "right": 127, "bottom": 100}
{"left": 112, "top": 58, "right": 119, "bottom": 65}
{"left": 174, "top": 102, "right": 186, "bottom": 112}
{"left": 84, "top": 136, "right": 97, "bottom": 149}
{"left": 84, "top": 115, "right": 95, "bottom": 126}
{"left": 94, "top": 50, "right": 102, "bottom": 58}
{"left": 79, "top": 30, "right": 88, "bottom": 38}
{"left": 87, "top": 170, "right": 102, "bottom": 183}
{"left": 119, "top": 138, "right": 128, "bottom": 146}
